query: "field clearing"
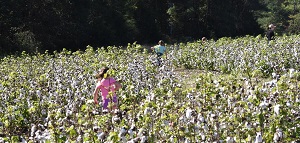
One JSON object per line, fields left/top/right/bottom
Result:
{"left": 174, "top": 69, "right": 210, "bottom": 89}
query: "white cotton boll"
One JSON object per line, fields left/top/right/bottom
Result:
{"left": 31, "top": 124, "right": 36, "bottom": 137}
{"left": 119, "top": 126, "right": 127, "bottom": 136}
{"left": 211, "top": 113, "right": 216, "bottom": 118}
{"left": 200, "top": 132, "right": 205, "bottom": 140}
{"left": 59, "top": 126, "right": 64, "bottom": 132}
{"left": 38, "top": 124, "right": 45, "bottom": 131}
{"left": 194, "top": 125, "right": 200, "bottom": 134}
{"left": 159, "top": 130, "right": 165, "bottom": 138}
{"left": 296, "top": 97, "right": 300, "bottom": 103}
{"left": 226, "top": 137, "right": 234, "bottom": 143}
{"left": 76, "top": 135, "right": 82, "bottom": 142}
{"left": 103, "top": 109, "right": 109, "bottom": 113}
{"left": 86, "top": 100, "right": 94, "bottom": 104}
{"left": 141, "top": 136, "right": 147, "bottom": 143}
{"left": 19, "top": 136, "right": 27, "bottom": 143}
{"left": 213, "top": 132, "right": 218, "bottom": 138}
{"left": 41, "top": 109, "right": 47, "bottom": 116}
{"left": 273, "top": 132, "right": 279, "bottom": 142}
{"left": 34, "top": 130, "right": 42, "bottom": 140}
{"left": 186, "top": 93, "right": 193, "bottom": 99}
{"left": 274, "top": 104, "right": 281, "bottom": 115}
{"left": 245, "top": 122, "right": 251, "bottom": 129}
{"left": 119, "top": 136, "right": 127, "bottom": 143}
{"left": 214, "top": 124, "right": 218, "bottom": 130}
{"left": 146, "top": 95, "right": 151, "bottom": 101}
{"left": 259, "top": 101, "right": 268, "bottom": 109}
{"left": 272, "top": 72, "right": 277, "bottom": 79}
{"left": 277, "top": 129, "right": 283, "bottom": 138}
{"left": 128, "top": 129, "right": 134, "bottom": 139}
{"left": 209, "top": 115, "right": 215, "bottom": 123}
{"left": 231, "top": 102, "right": 236, "bottom": 108}
{"left": 36, "top": 90, "right": 41, "bottom": 96}
{"left": 144, "top": 107, "right": 151, "bottom": 115}
{"left": 92, "top": 110, "right": 99, "bottom": 115}
{"left": 233, "top": 107, "right": 238, "bottom": 113}
{"left": 255, "top": 132, "right": 262, "bottom": 143}
{"left": 220, "top": 123, "right": 227, "bottom": 129}
{"left": 112, "top": 116, "right": 120, "bottom": 124}
{"left": 289, "top": 68, "right": 295, "bottom": 78}
{"left": 184, "top": 138, "right": 190, "bottom": 143}
{"left": 202, "top": 124, "right": 208, "bottom": 132}
{"left": 66, "top": 109, "right": 73, "bottom": 116}
{"left": 198, "top": 114, "right": 205, "bottom": 123}
{"left": 127, "top": 138, "right": 136, "bottom": 143}
{"left": 97, "top": 132, "right": 106, "bottom": 140}
{"left": 179, "top": 116, "right": 185, "bottom": 122}
{"left": 130, "top": 123, "right": 136, "bottom": 131}
{"left": 43, "top": 130, "right": 51, "bottom": 140}
{"left": 247, "top": 93, "right": 257, "bottom": 101}
{"left": 268, "top": 100, "right": 275, "bottom": 105}
{"left": 196, "top": 121, "right": 202, "bottom": 127}
{"left": 186, "top": 109, "right": 193, "bottom": 119}
{"left": 260, "top": 88, "right": 267, "bottom": 93}
{"left": 274, "top": 128, "right": 283, "bottom": 141}
{"left": 137, "top": 128, "right": 144, "bottom": 137}
{"left": 185, "top": 127, "right": 189, "bottom": 133}
{"left": 169, "top": 136, "right": 175, "bottom": 143}
{"left": 28, "top": 137, "right": 33, "bottom": 140}
{"left": 213, "top": 80, "right": 218, "bottom": 84}
{"left": 286, "top": 102, "right": 291, "bottom": 107}
{"left": 253, "top": 122, "right": 260, "bottom": 128}
{"left": 113, "top": 109, "right": 120, "bottom": 115}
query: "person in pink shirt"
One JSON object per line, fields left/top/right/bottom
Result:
{"left": 93, "top": 67, "right": 122, "bottom": 111}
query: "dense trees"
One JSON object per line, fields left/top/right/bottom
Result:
{"left": 0, "top": 0, "right": 299, "bottom": 56}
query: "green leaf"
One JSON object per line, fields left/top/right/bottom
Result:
{"left": 81, "top": 105, "right": 87, "bottom": 112}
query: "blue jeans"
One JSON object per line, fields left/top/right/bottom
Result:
{"left": 156, "top": 53, "right": 163, "bottom": 66}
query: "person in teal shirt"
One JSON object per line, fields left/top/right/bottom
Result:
{"left": 151, "top": 40, "right": 167, "bottom": 66}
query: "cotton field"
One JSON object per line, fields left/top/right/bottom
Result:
{"left": 0, "top": 36, "right": 299, "bottom": 142}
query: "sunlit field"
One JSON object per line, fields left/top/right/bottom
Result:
{"left": 0, "top": 35, "right": 299, "bottom": 142}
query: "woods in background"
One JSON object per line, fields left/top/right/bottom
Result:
{"left": 0, "top": 0, "right": 299, "bottom": 56}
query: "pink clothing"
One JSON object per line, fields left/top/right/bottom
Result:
{"left": 96, "top": 77, "right": 117, "bottom": 100}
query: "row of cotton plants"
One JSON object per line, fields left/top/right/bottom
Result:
{"left": 0, "top": 36, "right": 299, "bottom": 142}
{"left": 171, "top": 35, "right": 300, "bottom": 77}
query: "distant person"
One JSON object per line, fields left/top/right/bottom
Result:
{"left": 266, "top": 24, "right": 276, "bottom": 41}
{"left": 151, "top": 40, "right": 167, "bottom": 66}
{"left": 202, "top": 37, "right": 207, "bottom": 43}
{"left": 93, "top": 67, "right": 122, "bottom": 111}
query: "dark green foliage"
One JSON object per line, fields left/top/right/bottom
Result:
{"left": 0, "top": 0, "right": 299, "bottom": 56}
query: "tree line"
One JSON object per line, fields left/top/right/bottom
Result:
{"left": 0, "top": 0, "right": 299, "bottom": 56}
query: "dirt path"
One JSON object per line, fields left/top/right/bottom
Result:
{"left": 173, "top": 68, "right": 222, "bottom": 89}
{"left": 173, "top": 68, "right": 203, "bottom": 89}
